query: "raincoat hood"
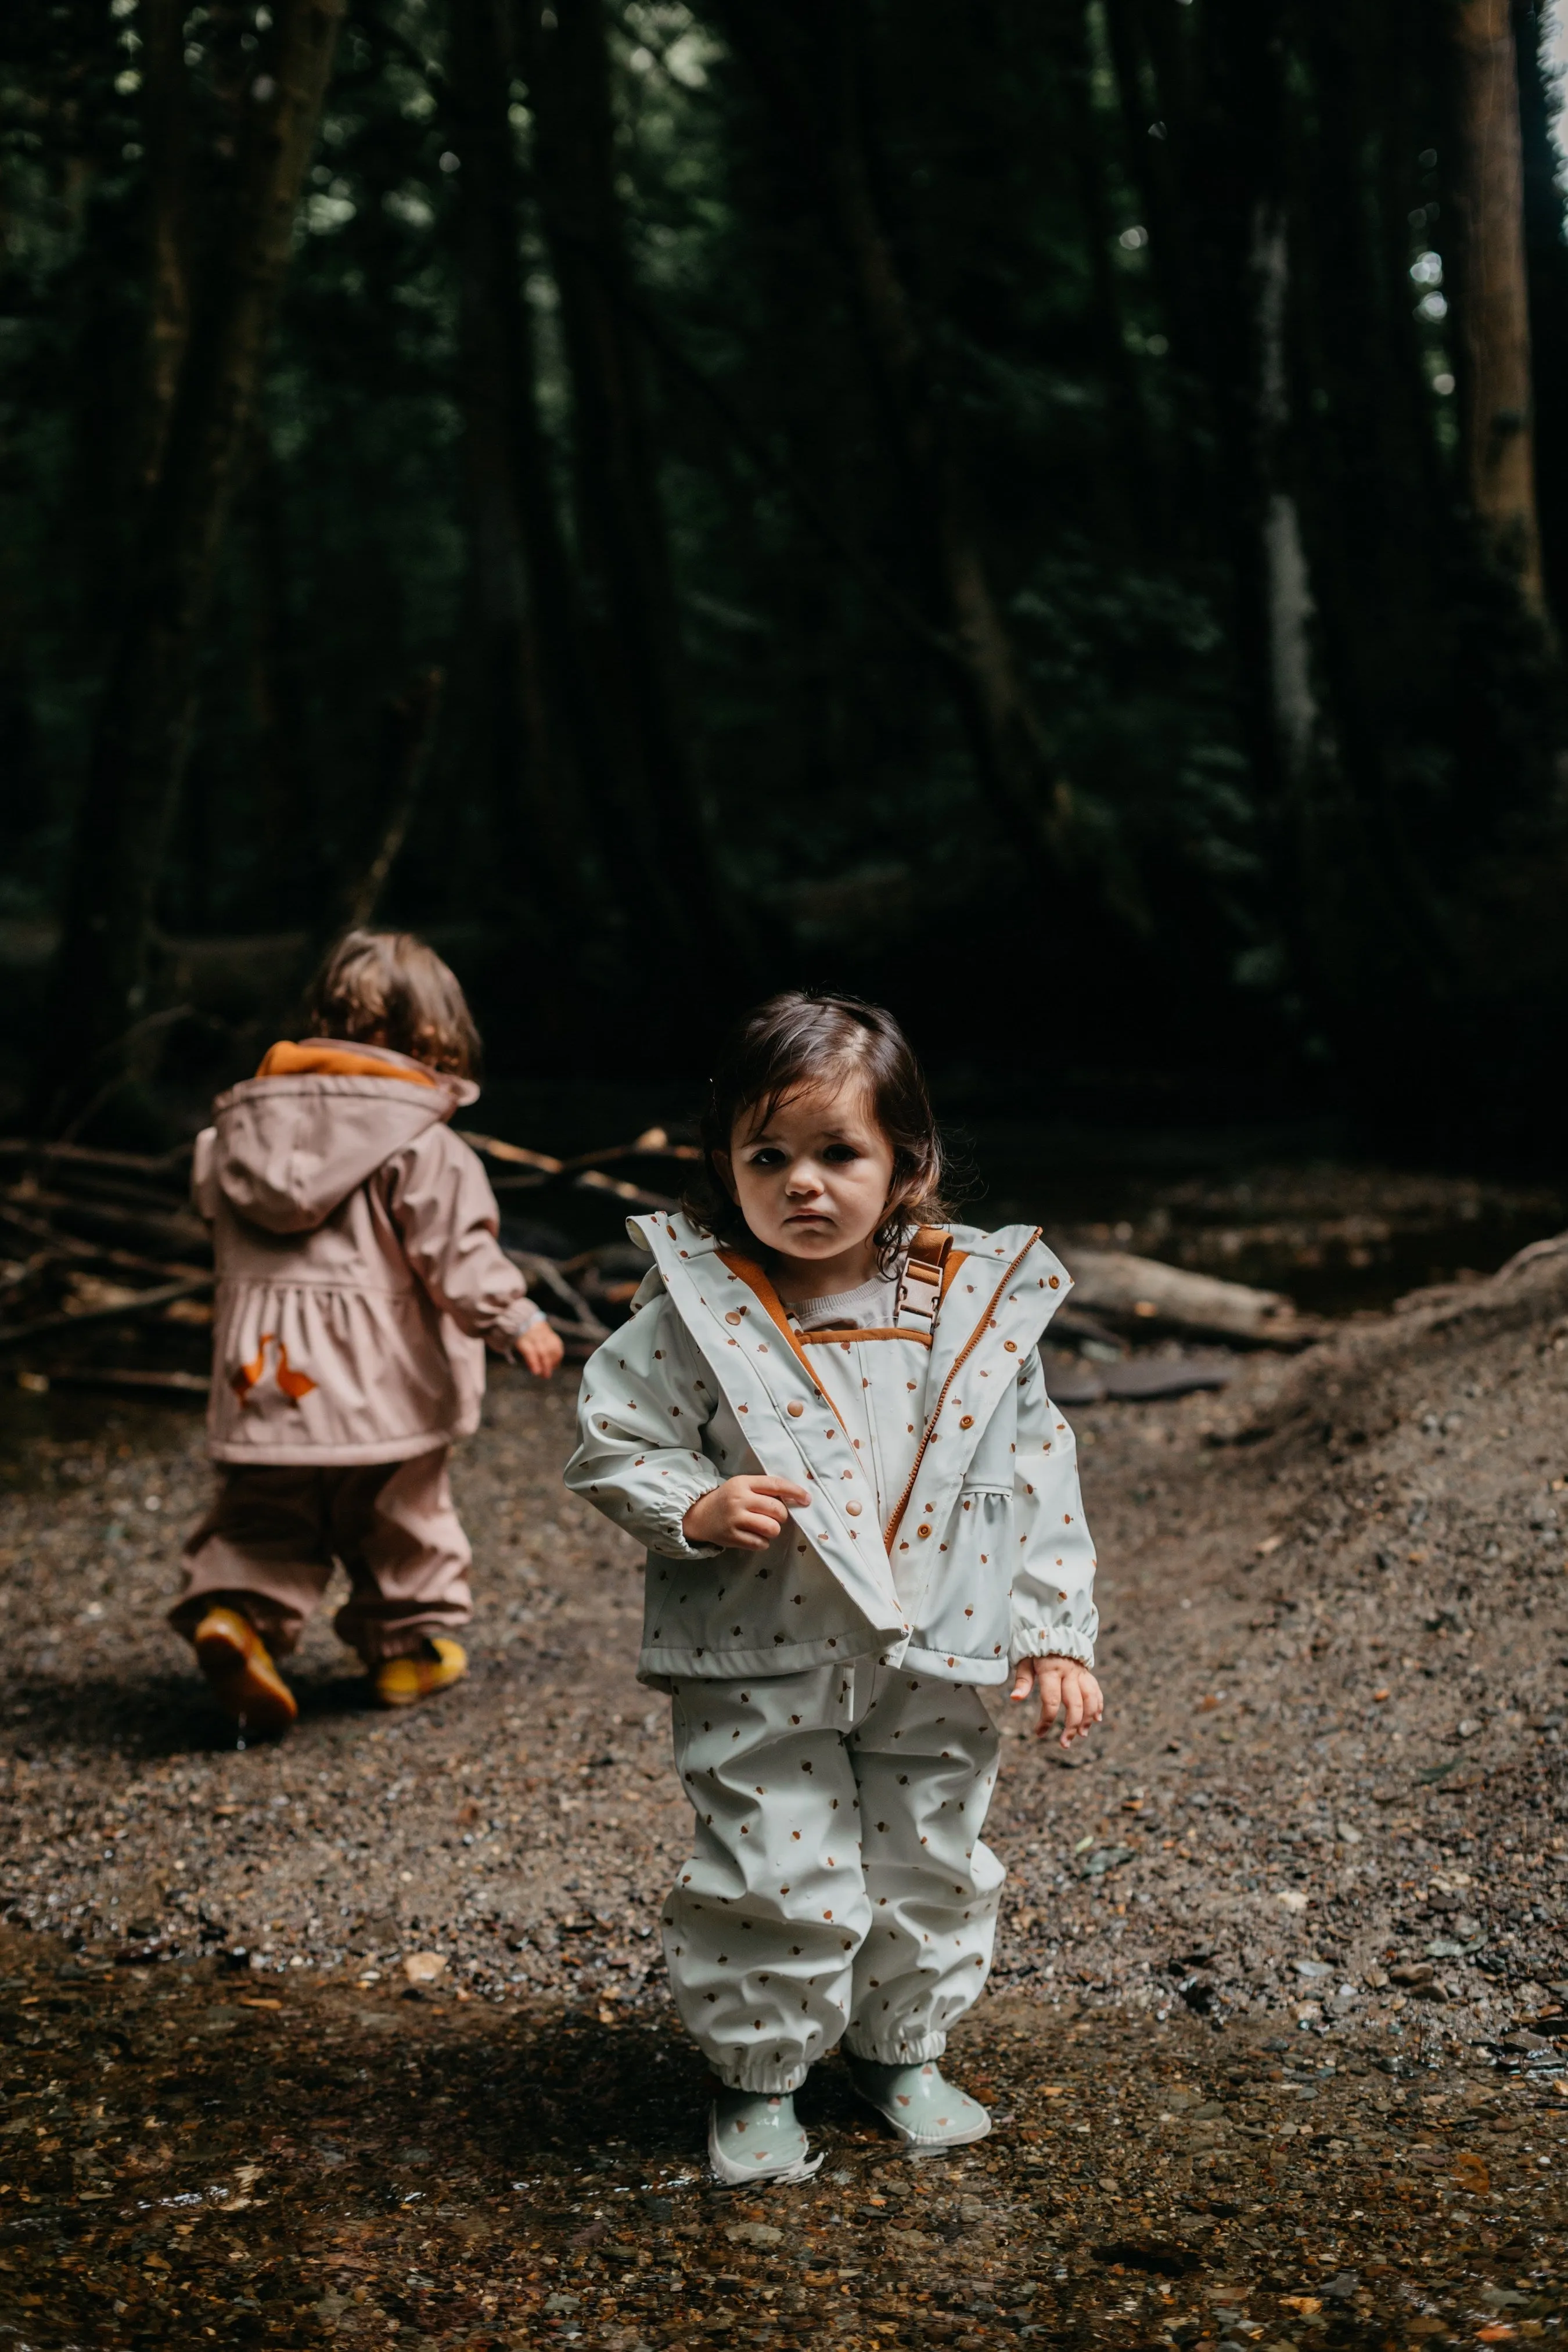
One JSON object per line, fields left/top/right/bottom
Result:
{"left": 208, "top": 1040, "right": 478, "bottom": 1236}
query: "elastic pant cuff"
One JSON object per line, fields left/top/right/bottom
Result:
{"left": 711, "top": 2057, "right": 812, "bottom": 2095}
{"left": 843, "top": 2028, "right": 948, "bottom": 2065}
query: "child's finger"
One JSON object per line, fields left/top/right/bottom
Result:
{"left": 733, "top": 1508, "right": 786, "bottom": 1546}
{"left": 751, "top": 1476, "right": 812, "bottom": 1506}
{"left": 1034, "top": 1671, "right": 1062, "bottom": 1736}
{"left": 1059, "top": 1677, "right": 1087, "bottom": 1742}
{"left": 1009, "top": 1664, "right": 1034, "bottom": 1702}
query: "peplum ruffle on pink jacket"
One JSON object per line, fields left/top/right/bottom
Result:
{"left": 194, "top": 1038, "right": 543, "bottom": 1468}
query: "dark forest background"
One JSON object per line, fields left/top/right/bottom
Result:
{"left": 5, "top": 0, "right": 1568, "bottom": 1160}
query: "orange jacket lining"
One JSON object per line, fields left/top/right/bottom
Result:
{"left": 800, "top": 1326, "right": 934, "bottom": 1348}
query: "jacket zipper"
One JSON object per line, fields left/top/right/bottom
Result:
{"left": 883, "top": 1230, "right": 1043, "bottom": 1553}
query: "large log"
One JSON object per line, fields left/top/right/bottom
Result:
{"left": 1058, "top": 1246, "right": 1320, "bottom": 1346}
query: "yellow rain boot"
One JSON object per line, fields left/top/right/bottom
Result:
{"left": 373, "top": 1637, "right": 467, "bottom": 1709}
{"left": 193, "top": 1607, "right": 297, "bottom": 1739}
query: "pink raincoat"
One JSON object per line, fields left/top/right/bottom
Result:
{"left": 193, "top": 1040, "right": 543, "bottom": 1467}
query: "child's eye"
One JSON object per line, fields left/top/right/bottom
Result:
{"left": 822, "top": 1143, "right": 862, "bottom": 1164}
{"left": 746, "top": 1146, "right": 787, "bottom": 1168}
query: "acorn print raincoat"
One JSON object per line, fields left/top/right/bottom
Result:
{"left": 566, "top": 1212, "right": 1098, "bottom": 1689}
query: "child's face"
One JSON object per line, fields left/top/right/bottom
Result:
{"left": 718, "top": 1082, "right": 896, "bottom": 1273}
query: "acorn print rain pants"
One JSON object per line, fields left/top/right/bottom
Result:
{"left": 662, "top": 1661, "right": 1004, "bottom": 2094}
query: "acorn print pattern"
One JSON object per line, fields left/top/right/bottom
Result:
{"left": 659, "top": 1662, "right": 1005, "bottom": 2094}
{"left": 564, "top": 1212, "right": 1098, "bottom": 1691}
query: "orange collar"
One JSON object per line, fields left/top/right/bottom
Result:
{"left": 254, "top": 1041, "right": 438, "bottom": 1088}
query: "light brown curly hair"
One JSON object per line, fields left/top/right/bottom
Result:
{"left": 303, "top": 931, "right": 480, "bottom": 1079}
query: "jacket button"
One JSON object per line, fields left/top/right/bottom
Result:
{"left": 959, "top": 1414, "right": 974, "bottom": 1429}
{"left": 786, "top": 1401, "right": 804, "bottom": 1417}
{"left": 916, "top": 1524, "right": 932, "bottom": 1540}
{"left": 845, "top": 1502, "right": 861, "bottom": 1517}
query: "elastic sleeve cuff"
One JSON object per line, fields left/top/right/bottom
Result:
{"left": 640, "top": 1464, "right": 727, "bottom": 1560}
{"left": 487, "top": 1297, "right": 548, "bottom": 1353}
{"left": 1009, "top": 1626, "right": 1096, "bottom": 1671}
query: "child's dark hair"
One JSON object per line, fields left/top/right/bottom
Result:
{"left": 686, "top": 991, "right": 948, "bottom": 1266}
{"left": 303, "top": 930, "right": 480, "bottom": 1080}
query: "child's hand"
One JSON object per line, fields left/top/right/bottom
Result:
{"left": 516, "top": 1323, "right": 566, "bottom": 1378}
{"left": 1010, "top": 1655, "right": 1103, "bottom": 1748}
{"left": 684, "top": 1475, "right": 811, "bottom": 1551}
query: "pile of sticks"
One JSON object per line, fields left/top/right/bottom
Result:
{"left": 0, "top": 1126, "right": 704, "bottom": 1400}
{"left": 0, "top": 1139, "right": 215, "bottom": 1398}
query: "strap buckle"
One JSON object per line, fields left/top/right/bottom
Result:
{"left": 896, "top": 1225, "right": 952, "bottom": 1328}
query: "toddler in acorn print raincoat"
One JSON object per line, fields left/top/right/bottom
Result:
{"left": 566, "top": 991, "right": 1101, "bottom": 2182}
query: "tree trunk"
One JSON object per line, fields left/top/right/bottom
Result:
{"left": 243, "top": 419, "right": 320, "bottom": 923}
{"left": 1251, "top": 203, "right": 1324, "bottom": 807}
{"left": 1450, "top": 0, "right": 1546, "bottom": 610}
{"left": 1515, "top": 0, "right": 1568, "bottom": 618}
{"left": 340, "top": 670, "right": 445, "bottom": 933}
{"left": 38, "top": 0, "right": 345, "bottom": 1120}
{"left": 1051, "top": 0, "right": 1159, "bottom": 548}
{"left": 521, "top": 0, "right": 756, "bottom": 983}
{"left": 137, "top": 0, "right": 192, "bottom": 490}
{"left": 1107, "top": 0, "right": 1319, "bottom": 929}
{"left": 718, "top": 0, "right": 1071, "bottom": 883}
{"left": 446, "top": 0, "right": 606, "bottom": 954}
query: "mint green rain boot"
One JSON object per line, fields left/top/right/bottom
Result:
{"left": 846, "top": 2056, "right": 991, "bottom": 2149}
{"left": 707, "top": 2088, "right": 824, "bottom": 2185}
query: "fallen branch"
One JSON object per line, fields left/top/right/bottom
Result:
{"left": 0, "top": 1275, "right": 213, "bottom": 1353}
{"left": 0, "top": 1250, "right": 66, "bottom": 1306}
{"left": 0, "top": 1139, "right": 193, "bottom": 1179}
{"left": 574, "top": 1170, "right": 680, "bottom": 1213}
{"left": 503, "top": 1251, "right": 607, "bottom": 1335}
{"left": 554, "top": 1128, "right": 702, "bottom": 1175}
{"left": 42, "top": 1366, "right": 210, "bottom": 1398}
{"left": 456, "top": 1132, "right": 564, "bottom": 1176}
{"left": 0, "top": 1182, "right": 207, "bottom": 1262}
{"left": 0, "top": 1199, "right": 208, "bottom": 1283}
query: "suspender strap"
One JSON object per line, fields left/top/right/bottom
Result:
{"left": 896, "top": 1224, "right": 953, "bottom": 1329}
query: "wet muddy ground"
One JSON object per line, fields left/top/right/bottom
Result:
{"left": 2, "top": 1232, "right": 1568, "bottom": 2347}
{"left": 3, "top": 1936, "right": 1566, "bottom": 2352}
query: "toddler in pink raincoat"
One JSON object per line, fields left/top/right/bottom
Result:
{"left": 170, "top": 930, "right": 563, "bottom": 1735}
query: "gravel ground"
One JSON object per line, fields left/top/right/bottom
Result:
{"left": 1, "top": 1244, "right": 1567, "bottom": 2347}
